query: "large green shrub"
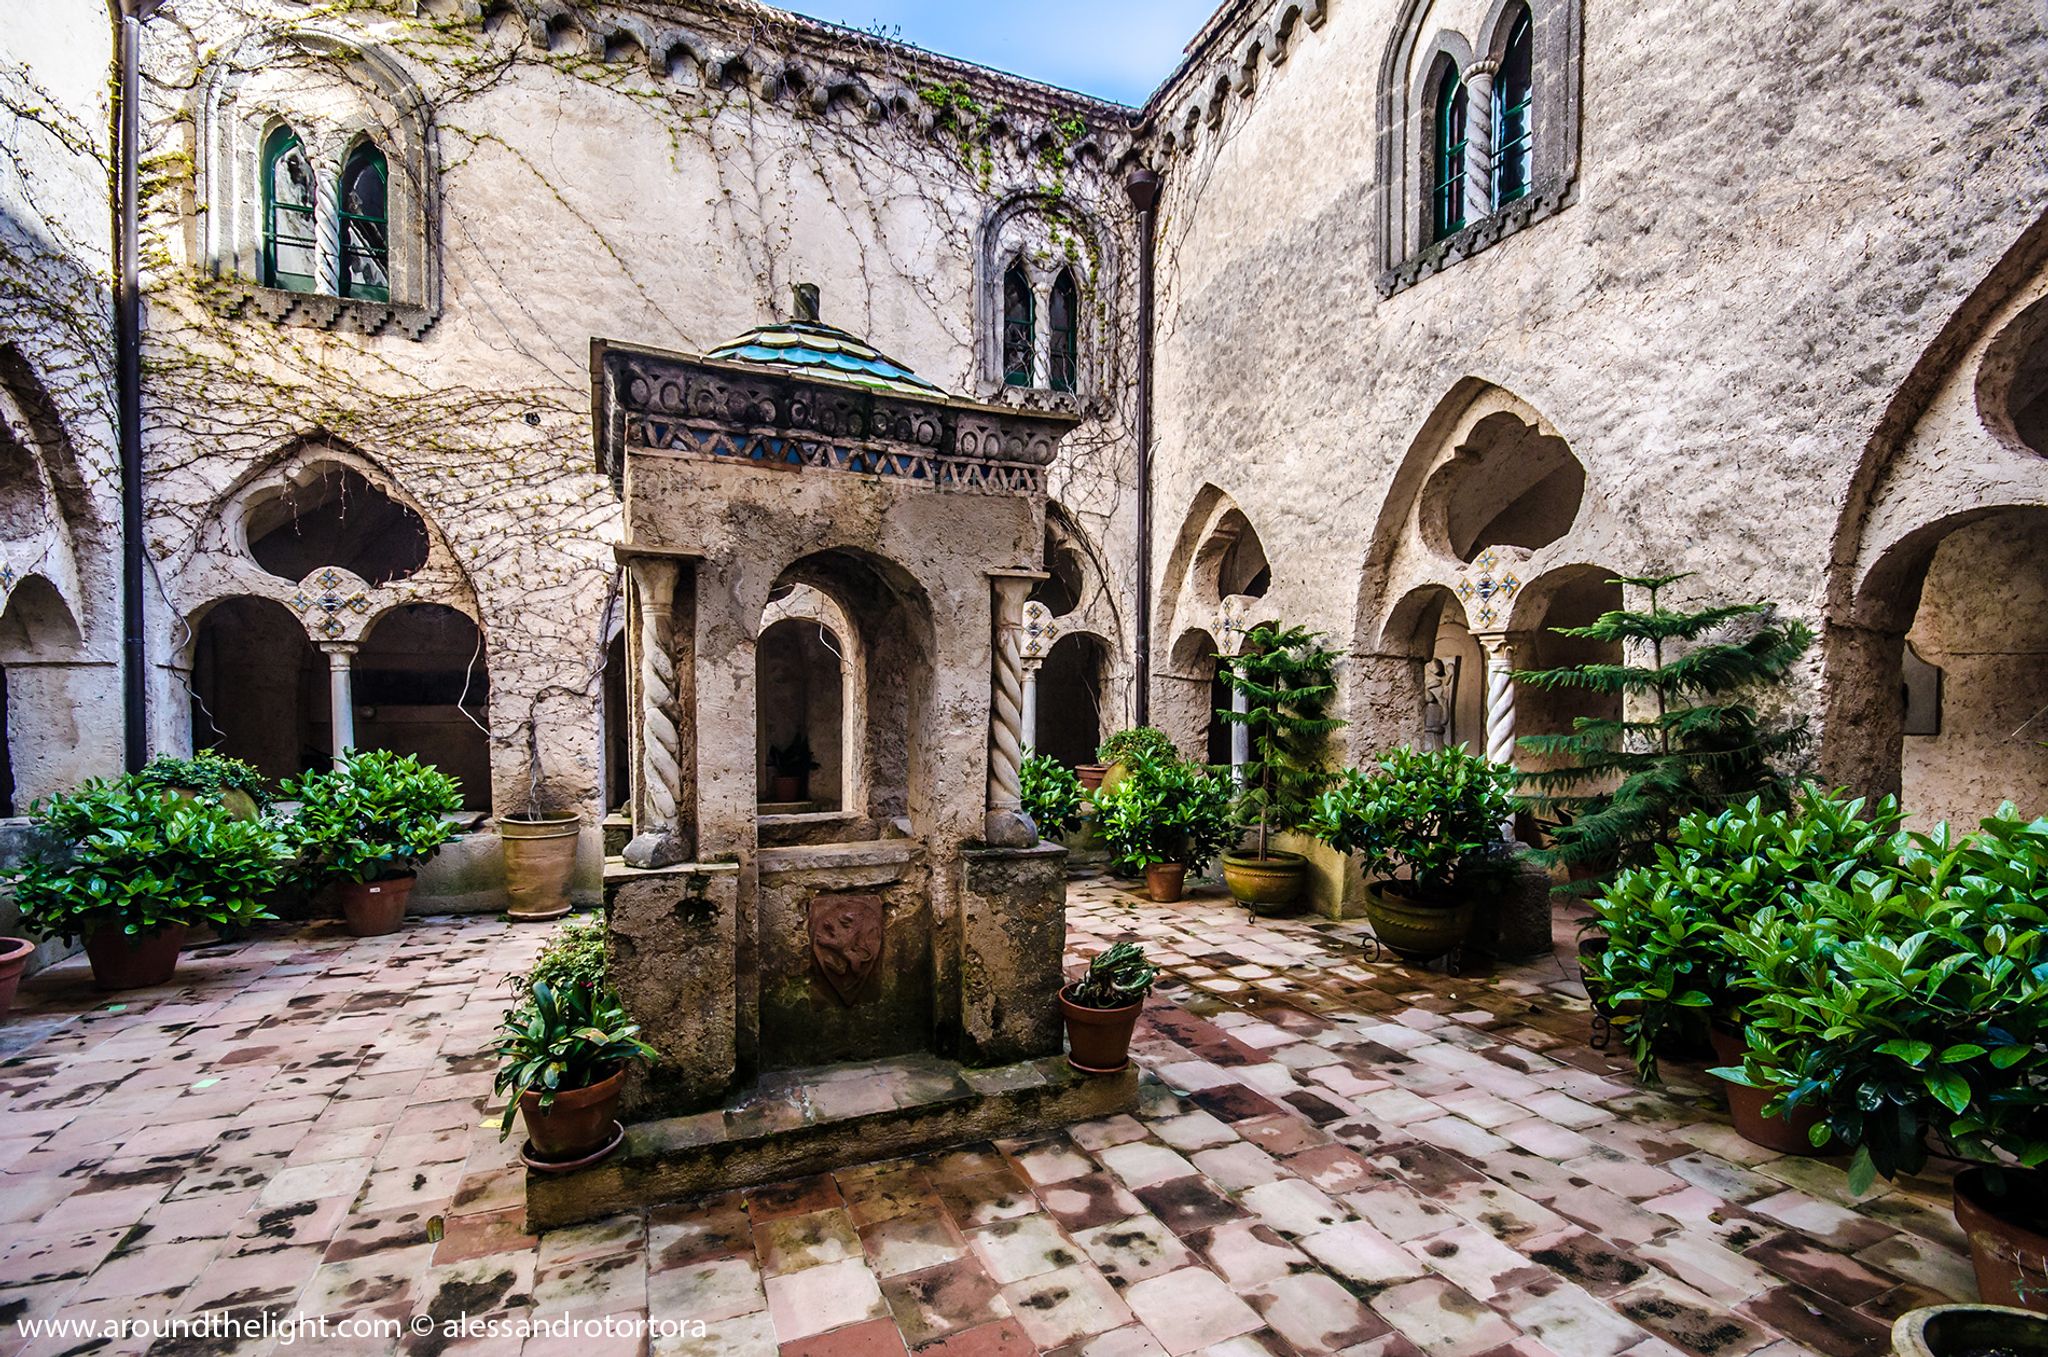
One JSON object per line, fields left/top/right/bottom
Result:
{"left": 1589, "top": 786, "right": 1908, "bottom": 1080}
{"left": 11, "top": 778, "right": 289, "bottom": 944}
{"left": 1310, "top": 745, "right": 1516, "bottom": 898}
{"left": 285, "top": 749, "right": 463, "bottom": 886}
{"left": 1719, "top": 808, "right": 2048, "bottom": 1191}
{"left": 1095, "top": 753, "right": 1236, "bottom": 874}
{"left": 1020, "top": 753, "right": 1085, "bottom": 839}
{"left": 1096, "top": 727, "right": 1176, "bottom": 768}
{"left": 1218, "top": 624, "right": 1343, "bottom": 859}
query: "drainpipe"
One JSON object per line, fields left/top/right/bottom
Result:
{"left": 115, "top": 0, "right": 160, "bottom": 771}
{"left": 1124, "top": 166, "right": 1161, "bottom": 728}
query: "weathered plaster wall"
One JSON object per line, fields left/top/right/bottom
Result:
{"left": 1145, "top": 0, "right": 2048, "bottom": 812}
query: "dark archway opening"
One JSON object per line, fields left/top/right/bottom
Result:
{"left": 603, "top": 629, "right": 628, "bottom": 813}
{"left": 1521, "top": 569, "right": 1624, "bottom": 778}
{"left": 756, "top": 615, "right": 846, "bottom": 811}
{"left": 355, "top": 604, "right": 490, "bottom": 810}
{"left": 247, "top": 466, "right": 430, "bottom": 586}
{"left": 1036, "top": 632, "right": 1106, "bottom": 769}
{"left": 192, "top": 597, "right": 324, "bottom": 782}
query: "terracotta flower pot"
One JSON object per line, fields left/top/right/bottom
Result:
{"left": 519, "top": 1066, "right": 627, "bottom": 1163}
{"left": 1708, "top": 1026, "right": 1827, "bottom": 1156}
{"left": 1075, "top": 764, "right": 1109, "bottom": 792}
{"left": 0, "top": 936, "right": 36, "bottom": 1012}
{"left": 83, "top": 924, "right": 188, "bottom": 991}
{"left": 500, "top": 814, "right": 579, "bottom": 921}
{"left": 1363, "top": 880, "right": 1474, "bottom": 962}
{"left": 1223, "top": 850, "right": 1308, "bottom": 915}
{"left": 1059, "top": 985, "right": 1142, "bottom": 1074}
{"left": 1892, "top": 1303, "right": 2048, "bottom": 1354}
{"left": 770, "top": 775, "right": 802, "bottom": 803}
{"left": 337, "top": 875, "right": 415, "bottom": 937}
{"left": 1955, "top": 1166, "right": 2048, "bottom": 1313}
{"left": 1145, "top": 862, "right": 1187, "bottom": 903}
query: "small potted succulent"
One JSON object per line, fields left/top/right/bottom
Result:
{"left": 1311, "top": 744, "right": 1514, "bottom": 961}
{"left": 1020, "top": 753, "right": 1086, "bottom": 842}
{"left": 1094, "top": 752, "right": 1235, "bottom": 902}
{"left": 285, "top": 749, "right": 462, "bottom": 937}
{"left": 1219, "top": 625, "right": 1343, "bottom": 914}
{"left": 494, "top": 918, "right": 657, "bottom": 1170}
{"left": 1717, "top": 807, "right": 2048, "bottom": 1312}
{"left": 10, "top": 776, "right": 288, "bottom": 989}
{"left": 1059, "top": 942, "right": 1158, "bottom": 1074}
{"left": 767, "top": 735, "right": 818, "bottom": 804}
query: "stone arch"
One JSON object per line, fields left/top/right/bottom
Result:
{"left": 758, "top": 583, "right": 864, "bottom": 815}
{"left": 354, "top": 601, "right": 490, "bottom": 810}
{"left": 974, "top": 192, "right": 1117, "bottom": 401}
{"left": 243, "top": 464, "right": 430, "bottom": 586}
{"left": 189, "top": 594, "right": 323, "bottom": 784}
{"left": 1418, "top": 409, "right": 1586, "bottom": 562}
{"left": 0, "top": 576, "right": 88, "bottom": 814}
{"left": 1510, "top": 563, "right": 1623, "bottom": 778}
{"left": 1380, "top": 583, "right": 1483, "bottom": 754}
{"left": 1975, "top": 292, "right": 2048, "bottom": 456}
{"left": 1157, "top": 484, "right": 1277, "bottom": 680}
{"left": 1160, "top": 627, "right": 1230, "bottom": 766}
{"left": 1035, "top": 631, "right": 1111, "bottom": 771}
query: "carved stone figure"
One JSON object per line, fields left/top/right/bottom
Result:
{"left": 809, "top": 893, "right": 884, "bottom": 1005}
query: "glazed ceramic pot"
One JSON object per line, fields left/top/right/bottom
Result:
{"left": 1222, "top": 850, "right": 1307, "bottom": 915}
{"left": 83, "top": 924, "right": 188, "bottom": 990}
{"left": 519, "top": 1067, "right": 627, "bottom": 1164}
{"left": 500, "top": 813, "right": 579, "bottom": 921}
{"left": 1363, "top": 881, "right": 1474, "bottom": 962}
{"left": 1059, "top": 986, "right": 1142, "bottom": 1074}
{"left": 1891, "top": 1303, "right": 2048, "bottom": 1354}
{"left": 1954, "top": 1167, "right": 2048, "bottom": 1313}
{"left": 337, "top": 875, "right": 415, "bottom": 937}
{"left": 1145, "top": 862, "right": 1187, "bottom": 903}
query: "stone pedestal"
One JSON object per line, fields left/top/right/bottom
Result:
{"left": 959, "top": 841, "right": 1068, "bottom": 1065}
{"left": 605, "top": 859, "right": 742, "bottom": 1117}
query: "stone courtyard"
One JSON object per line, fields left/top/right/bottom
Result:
{"left": 0, "top": 879, "right": 1973, "bottom": 1357}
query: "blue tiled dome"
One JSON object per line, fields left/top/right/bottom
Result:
{"left": 706, "top": 320, "right": 944, "bottom": 398}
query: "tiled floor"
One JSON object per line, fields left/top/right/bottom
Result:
{"left": 0, "top": 877, "right": 1977, "bottom": 1357}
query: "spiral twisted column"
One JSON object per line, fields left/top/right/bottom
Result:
{"left": 1480, "top": 634, "right": 1519, "bottom": 838}
{"left": 628, "top": 557, "right": 682, "bottom": 862}
{"left": 1462, "top": 59, "right": 1500, "bottom": 227}
{"left": 986, "top": 575, "right": 1036, "bottom": 846}
{"left": 314, "top": 147, "right": 342, "bottom": 296}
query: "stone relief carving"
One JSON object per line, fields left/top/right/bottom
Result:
{"left": 809, "top": 893, "right": 885, "bottom": 1005}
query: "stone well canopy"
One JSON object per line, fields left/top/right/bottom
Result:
{"left": 595, "top": 309, "right": 1078, "bottom": 501}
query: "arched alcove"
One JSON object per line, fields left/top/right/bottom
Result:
{"left": 1385, "top": 584, "right": 1484, "bottom": 752}
{"left": 1159, "top": 628, "right": 1227, "bottom": 765}
{"left": 191, "top": 596, "right": 323, "bottom": 782}
{"left": 603, "top": 628, "right": 628, "bottom": 813}
{"left": 1517, "top": 566, "right": 1623, "bottom": 776}
{"left": 1036, "top": 632, "right": 1108, "bottom": 769}
{"left": 1422, "top": 411, "right": 1586, "bottom": 561}
{"left": 0, "top": 436, "right": 43, "bottom": 540}
{"left": 1209, "top": 508, "right": 1272, "bottom": 598}
{"left": 0, "top": 577, "right": 86, "bottom": 813}
{"left": 246, "top": 465, "right": 430, "bottom": 585}
{"left": 354, "top": 603, "right": 490, "bottom": 809}
{"left": 1029, "top": 522, "right": 1086, "bottom": 616}
{"left": 756, "top": 615, "right": 847, "bottom": 811}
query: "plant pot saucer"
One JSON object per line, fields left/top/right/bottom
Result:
{"left": 1066, "top": 1054, "right": 1131, "bottom": 1075}
{"left": 506, "top": 905, "right": 574, "bottom": 922}
{"left": 521, "top": 1120, "right": 624, "bottom": 1174}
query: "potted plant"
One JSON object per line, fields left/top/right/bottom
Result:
{"left": 495, "top": 978, "right": 657, "bottom": 1170}
{"left": 767, "top": 735, "right": 817, "bottom": 804}
{"left": 1311, "top": 745, "right": 1514, "bottom": 962}
{"left": 285, "top": 749, "right": 462, "bottom": 937}
{"left": 133, "top": 750, "right": 269, "bottom": 821}
{"left": 1515, "top": 572, "right": 1811, "bottom": 880}
{"left": 1218, "top": 624, "right": 1343, "bottom": 914}
{"left": 1093, "top": 727, "right": 1177, "bottom": 796}
{"left": 10, "top": 777, "right": 287, "bottom": 989}
{"left": 1094, "top": 753, "right": 1235, "bottom": 902}
{"left": 1716, "top": 807, "right": 2048, "bottom": 1311}
{"left": 499, "top": 800, "right": 580, "bottom": 923}
{"left": 1020, "top": 753, "right": 1086, "bottom": 842}
{"left": 0, "top": 935, "right": 32, "bottom": 1014}
{"left": 1059, "top": 942, "right": 1157, "bottom": 1073}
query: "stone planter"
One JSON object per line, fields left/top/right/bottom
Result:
{"left": 337, "top": 875, "right": 414, "bottom": 937}
{"left": 1145, "top": 862, "right": 1187, "bottom": 902}
{"left": 519, "top": 1066, "right": 628, "bottom": 1167}
{"left": 83, "top": 924, "right": 188, "bottom": 991}
{"left": 500, "top": 813, "right": 579, "bottom": 921}
{"left": 1709, "top": 1026, "right": 1827, "bottom": 1156}
{"left": 1892, "top": 1303, "right": 2048, "bottom": 1354}
{"left": 1363, "top": 881, "right": 1474, "bottom": 962}
{"left": 1955, "top": 1167, "right": 2048, "bottom": 1312}
{"left": 1059, "top": 986, "right": 1142, "bottom": 1074}
{"left": 1223, "top": 850, "right": 1307, "bottom": 915}
{"left": 0, "top": 936, "right": 33, "bottom": 1014}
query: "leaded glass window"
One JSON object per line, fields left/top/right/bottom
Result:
{"left": 262, "top": 125, "right": 317, "bottom": 293}
{"left": 1002, "top": 264, "right": 1033, "bottom": 387}
{"left": 1048, "top": 269, "right": 1078, "bottom": 394}
{"left": 1432, "top": 67, "right": 1467, "bottom": 242}
{"left": 339, "top": 142, "right": 390, "bottom": 302}
{"left": 1493, "top": 9, "right": 1534, "bottom": 207}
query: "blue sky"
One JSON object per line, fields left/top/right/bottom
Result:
{"left": 777, "top": 0, "right": 1222, "bottom": 105}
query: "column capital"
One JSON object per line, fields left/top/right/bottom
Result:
{"left": 318, "top": 641, "right": 359, "bottom": 658}
{"left": 1465, "top": 58, "right": 1501, "bottom": 81}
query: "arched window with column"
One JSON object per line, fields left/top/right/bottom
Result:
{"left": 262, "top": 124, "right": 317, "bottom": 293}
{"left": 1048, "top": 269, "right": 1079, "bottom": 394}
{"left": 1002, "top": 264, "right": 1034, "bottom": 387}
{"left": 339, "top": 140, "right": 390, "bottom": 302}
{"left": 1493, "top": 6, "right": 1534, "bottom": 207}
{"left": 1432, "top": 64, "right": 1468, "bottom": 242}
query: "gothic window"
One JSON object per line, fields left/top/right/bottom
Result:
{"left": 339, "top": 141, "right": 390, "bottom": 302}
{"left": 1432, "top": 67, "right": 1467, "bottom": 242}
{"left": 262, "top": 125, "right": 317, "bottom": 293}
{"left": 1493, "top": 7, "right": 1534, "bottom": 207}
{"left": 1002, "top": 264, "right": 1034, "bottom": 387}
{"left": 1048, "top": 269, "right": 1079, "bottom": 394}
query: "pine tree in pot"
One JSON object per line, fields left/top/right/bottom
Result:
{"left": 1059, "top": 942, "right": 1158, "bottom": 1073}
{"left": 1514, "top": 573, "right": 1811, "bottom": 882}
{"left": 1218, "top": 625, "right": 1343, "bottom": 914}
{"left": 1311, "top": 745, "right": 1515, "bottom": 963}
{"left": 285, "top": 750, "right": 462, "bottom": 937}
{"left": 1716, "top": 809, "right": 2048, "bottom": 1312}
{"left": 10, "top": 777, "right": 288, "bottom": 989}
{"left": 1093, "top": 753, "right": 1235, "bottom": 902}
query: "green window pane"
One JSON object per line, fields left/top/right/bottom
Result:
{"left": 339, "top": 142, "right": 390, "bottom": 303}
{"left": 1048, "top": 269, "right": 1078, "bottom": 394}
{"left": 262, "top": 125, "right": 317, "bottom": 293}
{"left": 1433, "top": 68, "right": 1467, "bottom": 241}
{"left": 1002, "top": 264, "right": 1033, "bottom": 387}
{"left": 1493, "top": 8, "right": 1535, "bottom": 207}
